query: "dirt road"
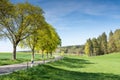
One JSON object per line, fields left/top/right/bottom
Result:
{"left": 0, "top": 56, "right": 63, "bottom": 75}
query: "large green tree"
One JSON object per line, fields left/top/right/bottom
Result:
{"left": 0, "top": 0, "right": 44, "bottom": 60}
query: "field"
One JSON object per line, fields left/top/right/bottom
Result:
{"left": 0, "top": 53, "right": 120, "bottom": 80}
{"left": 0, "top": 52, "right": 53, "bottom": 65}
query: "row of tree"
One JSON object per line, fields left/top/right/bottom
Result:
{"left": 0, "top": 0, "right": 61, "bottom": 60}
{"left": 19, "top": 24, "right": 61, "bottom": 60}
{"left": 84, "top": 29, "right": 120, "bottom": 56}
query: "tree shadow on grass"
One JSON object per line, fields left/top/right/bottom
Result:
{"left": 38, "top": 65, "right": 120, "bottom": 80}
{"left": 0, "top": 64, "right": 120, "bottom": 80}
{"left": 49, "top": 57, "right": 94, "bottom": 68}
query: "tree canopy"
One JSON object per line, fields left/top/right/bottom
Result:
{"left": 0, "top": 0, "right": 60, "bottom": 60}
{"left": 19, "top": 23, "right": 61, "bottom": 60}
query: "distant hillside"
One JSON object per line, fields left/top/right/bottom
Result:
{"left": 17, "top": 50, "right": 31, "bottom": 53}
{"left": 17, "top": 45, "right": 85, "bottom": 55}
{"left": 56, "top": 45, "right": 84, "bottom": 55}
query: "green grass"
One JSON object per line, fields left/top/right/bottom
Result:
{"left": 0, "top": 52, "right": 54, "bottom": 65}
{"left": 62, "top": 53, "right": 120, "bottom": 75}
{"left": 0, "top": 53, "right": 120, "bottom": 80}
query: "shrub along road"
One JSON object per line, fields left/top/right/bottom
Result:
{"left": 0, "top": 56, "right": 63, "bottom": 75}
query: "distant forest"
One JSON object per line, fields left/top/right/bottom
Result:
{"left": 57, "top": 45, "right": 84, "bottom": 55}
{"left": 84, "top": 29, "right": 120, "bottom": 56}
{"left": 58, "top": 29, "right": 120, "bottom": 56}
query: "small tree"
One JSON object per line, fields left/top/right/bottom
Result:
{"left": 108, "top": 31, "right": 116, "bottom": 53}
{"left": 101, "top": 32, "right": 108, "bottom": 54}
{"left": 113, "top": 29, "right": 120, "bottom": 52}
{"left": 84, "top": 39, "right": 93, "bottom": 56}
{"left": 92, "top": 38, "right": 100, "bottom": 56}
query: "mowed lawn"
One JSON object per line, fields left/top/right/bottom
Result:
{"left": 0, "top": 53, "right": 120, "bottom": 80}
{"left": 0, "top": 52, "right": 51, "bottom": 65}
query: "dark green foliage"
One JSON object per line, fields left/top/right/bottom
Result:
{"left": 100, "top": 32, "right": 108, "bottom": 54}
{"left": 108, "top": 31, "right": 116, "bottom": 53}
{"left": 92, "top": 38, "right": 100, "bottom": 56}
{"left": 97, "top": 32, "right": 108, "bottom": 55}
{"left": 112, "top": 29, "right": 120, "bottom": 52}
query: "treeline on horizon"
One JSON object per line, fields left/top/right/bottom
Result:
{"left": 58, "top": 29, "right": 120, "bottom": 56}
{"left": 84, "top": 28, "right": 120, "bottom": 56}
{"left": 57, "top": 45, "right": 84, "bottom": 55}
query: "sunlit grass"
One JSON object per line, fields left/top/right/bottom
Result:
{"left": 0, "top": 52, "right": 54, "bottom": 65}
{"left": 0, "top": 53, "right": 120, "bottom": 80}
{"left": 63, "top": 53, "right": 120, "bottom": 74}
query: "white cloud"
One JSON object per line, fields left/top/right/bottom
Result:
{"left": 42, "top": 0, "right": 120, "bottom": 20}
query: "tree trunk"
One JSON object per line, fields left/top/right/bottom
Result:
{"left": 31, "top": 48, "right": 35, "bottom": 61}
{"left": 13, "top": 44, "right": 17, "bottom": 60}
{"left": 50, "top": 52, "right": 52, "bottom": 57}
{"left": 41, "top": 50, "right": 44, "bottom": 59}
{"left": 47, "top": 52, "right": 48, "bottom": 59}
{"left": 41, "top": 50, "right": 45, "bottom": 63}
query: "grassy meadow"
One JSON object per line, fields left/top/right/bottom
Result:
{"left": 0, "top": 52, "right": 53, "bottom": 65}
{"left": 0, "top": 52, "right": 120, "bottom": 80}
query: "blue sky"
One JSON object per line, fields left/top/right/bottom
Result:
{"left": 0, "top": 0, "right": 120, "bottom": 52}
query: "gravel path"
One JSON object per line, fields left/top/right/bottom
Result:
{"left": 0, "top": 56, "right": 63, "bottom": 75}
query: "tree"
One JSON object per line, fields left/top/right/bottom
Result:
{"left": 84, "top": 39, "right": 93, "bottom": 56}
{"left": 97, "top": 36, "right": 102, "bottom": 55}
{"left": 113, "top": 29, "right": 120, "bottom": 52}
{"left": 19, "top": 29, "right": 41, "bottom": 61}
{"left": 46, "top": 25, "right": 61, "bottom": 57}
{"left": 36, "top": 24, "right": 51, "bottom": 58}
{"left": 0, "top": 1, "right": 44, "bottom": 60}
{"left": 18, "top": 11, "right": 45, "bottom": 61}
{"left": 100, "top": 32, "right": 108, "bottom": 54}
{"left": 92, "top": 38, "right": 100, "bottom": 56}
{"left": 37, "top": 24, "right": 61, "bottom": 58}
{"left": 108, "top": 31, "right": 116, "bottom": 53}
